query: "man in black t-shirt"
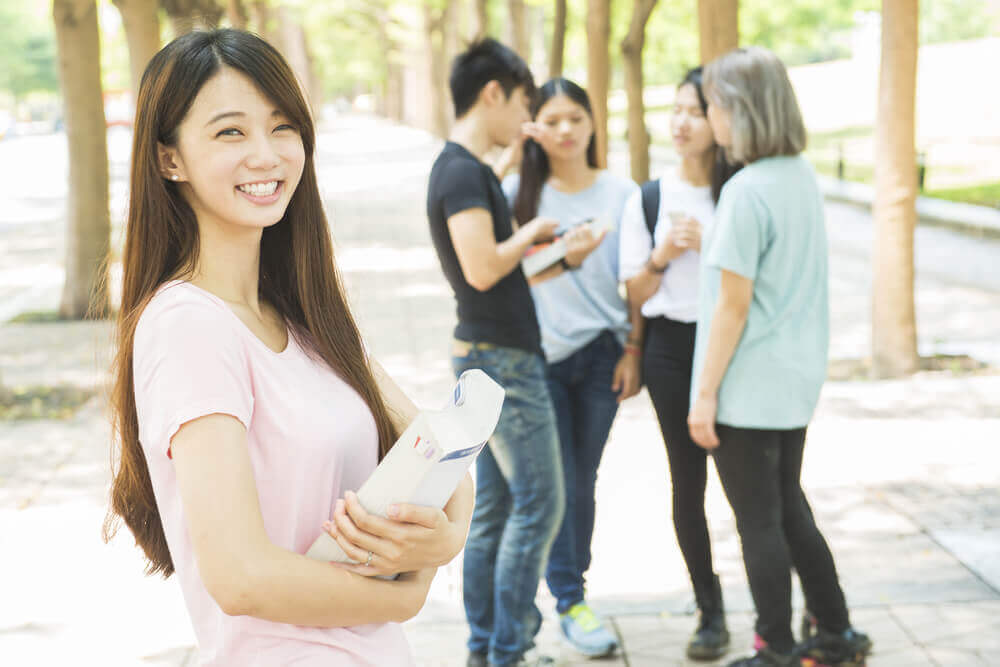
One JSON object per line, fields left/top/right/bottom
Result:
{"left": 426, "top": 39, "right": 565, "bottom": 667}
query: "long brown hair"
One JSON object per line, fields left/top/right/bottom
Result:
{"left": 103, "top": 29, "right": 399, "bottom": 577}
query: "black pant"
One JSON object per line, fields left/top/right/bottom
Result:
{"left": 642, "top": 317, "right": 716, "bottom": 596}
{"left": 712, "top": 424, "right": 850, "bottom": 654}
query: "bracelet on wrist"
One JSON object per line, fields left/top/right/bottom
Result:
{"left": 559, "top": 257, "right": 579, "bottom": 271}
{"left": 624, "top": 342, "right": 642, "bottom": 356}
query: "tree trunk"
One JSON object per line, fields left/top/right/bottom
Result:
{"left": 227, "top": 0, "right": 248, "bottom": 29}
{"left": 697, "top": 0, "right": 738, "bottom": 63}
{"left": 586, "top": 0, "right": 610, "bottom": 167}
{"left": 162, "top": 0, "right": 197, "bottom": 35}
{"left": 872, "top": 0, "right": 919, "bottom": 378}
{"left": 470, "top": 0, "right": 488, "bottom": 40}
{"left": 162, "top": 0, "right": 224, "bottom": 35}
{"left": 549, "top": 0, "right": 566, "bottom": 78}
{"left": 198, "top": 0, "right": 224, "bottom": 28}
{"left": 507, "top": 0, "right": 529, "bottom": 59}
{"left": 250, "top": 1, "right": 277, "bottom": 44}
{"left": 621, "top": 0, "right": 657, "bottom": 183}
{"left": 425, "top": 1, "right": 452, "bottom": 138}
{"left": 53, "top": 0, "right": 111, "bottom": 320}
{"left": 276, "top": 5, "right": 320, "bottom": 109}
{"left": 113, "top": 0, "right": 161, "bottom": 97}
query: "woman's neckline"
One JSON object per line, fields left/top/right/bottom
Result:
{"left": 546, "top": 168, "right": 604, "bottom": 196}
{"left": 168, "top": 280, "right": 293, "bottom": 357}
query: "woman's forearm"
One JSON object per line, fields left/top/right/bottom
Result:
{"left": 231, "top": 543, "right": 434, "bottom": 626}
{"left": 625, "top": 290, "right": 646, "bottom": 344}
{"left": 626, "top": 271, "right": 661, "bottom": 311}
{"left": 441, "top": 472, "right": 474, "bottom": 563}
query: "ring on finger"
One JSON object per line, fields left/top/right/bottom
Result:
{"left": 365, "top": 551, "right": 374, "bottom": 567}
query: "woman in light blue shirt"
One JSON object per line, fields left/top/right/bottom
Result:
{"left": 688, "top": 47, "right": 871, "bottom": 667}
{"left": 503, "top": 78, "right": 638, "bottom": 659}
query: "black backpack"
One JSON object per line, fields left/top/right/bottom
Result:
{"left": 640, "top": 178, "right": 660, "bottom": 238}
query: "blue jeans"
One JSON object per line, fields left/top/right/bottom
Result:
{"left": 453, "top": 342, "right": 565, "bottom": 666}
{"left": 543, "top": 331, "right": 622, "bottom": 614}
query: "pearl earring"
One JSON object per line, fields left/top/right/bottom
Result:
{"left": 171, "top": 174, "right": 180, "bottom": 181}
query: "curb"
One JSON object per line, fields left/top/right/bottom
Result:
{"left": 818, "top": 176, "right": 1000, "bottom": 238}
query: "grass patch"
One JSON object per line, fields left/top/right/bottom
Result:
{"left": 925, "top": 182, "right": 1000, "bottom": 209}
{"left": 811, "top": 158, "right": 875, "bottom": 184}
{"left": 807, "top": 125, "right": 873, "bottom": 150}
{"left": 828, "top": 354, "right": 992, "bottom": 381}
{"left": 0, "top": 384, "right": 96, "bottom": 421}
{"left": 8, "top": 310, "right": 118, "bottom": 324}
{"left": 8, "top": 310, "right": 63, "bottom": 324}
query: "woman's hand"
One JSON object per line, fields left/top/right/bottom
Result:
{"left": 611, "top": 351, "right": 641, "bottom": 402}
{"left": 564, "top": 222, "right": 608, "bottom": 267}
{"left": 670, "top": 216, "right": 702, "bottom": 252}
{"left": 323, "top": 491, "right": 464, "bottom": 577}
{"left": 688, "top": 393, "right": 720, "bottom": 449}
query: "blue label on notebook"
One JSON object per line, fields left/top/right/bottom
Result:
{"left": 439, "top": 441, "right": 487, "bottom": 462}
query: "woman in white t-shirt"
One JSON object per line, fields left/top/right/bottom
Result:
{"left": 618, "top": 66, "right": 740, "bottom": 662}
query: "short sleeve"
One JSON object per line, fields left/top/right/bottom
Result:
{"left": 705, "top": 180, "right": 770, "bottom": 281}
{"left": 618, "top": 188, "right": 653, "bottom": 281}
{"left": 501, "top": 173, "right": 520, "bottom": 207}
{"left": 438, "top": 158, "right": 492, "bottom": 220}
{"left": 133, "top": 296, "right": 254, "bottom": 458}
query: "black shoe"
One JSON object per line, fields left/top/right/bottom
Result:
{"left": 467, "top": 651, "right": 488, "bottom": 667}
{"left": 795, "top": 627, "right": 872, "bottom": 666}
{"left": 727, "top": 647, "right": 799, "bottom": 667}
{"left": 687, "top": 574, "right": 731, "bottom": 660}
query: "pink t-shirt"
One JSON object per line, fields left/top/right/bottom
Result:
{"left": 133, "top": 281, "right": 414, "bottom": 666}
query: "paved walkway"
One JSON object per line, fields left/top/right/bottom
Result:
{"left": 1, "top": 116, "right": 998, "bottom": 665}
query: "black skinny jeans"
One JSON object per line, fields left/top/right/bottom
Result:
{"left": 642, "top": 316, "right": 717, "bottom": 596}
{"left": 712, "top": 424, "right": 851, "bottom": 654}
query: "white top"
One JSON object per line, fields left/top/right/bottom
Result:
{"left": 618, "top": 170, "right": 715, "bottom": 322}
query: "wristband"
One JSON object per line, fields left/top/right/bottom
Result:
{"left": 645, "top": 257, "right": 668, "bottom": 274}
{"left": 559, "top": 257, "right": 579, "bottom": 271}
{"left": 624, "top": 342, "right": 642, "bottom": 356}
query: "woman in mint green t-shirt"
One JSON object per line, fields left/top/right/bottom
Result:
{"left": 687, "top": 47, "right": 872, "bottom": 667}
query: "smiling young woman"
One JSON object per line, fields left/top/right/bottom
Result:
{"left": 103, "top": 29, "right": 473, "bottom": 666}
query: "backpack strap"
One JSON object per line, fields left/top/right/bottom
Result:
{"left": 640, "top": 179, "right": 660, "bottom": 238}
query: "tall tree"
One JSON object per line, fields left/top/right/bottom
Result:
{"left": 872, "top": 0, "right": 919, "bottom": 377}
{"left": 162, "top": 0, "right": 223, "bottom": 35}
{"left": 52, "top": 0, "right": 111, "bottom": 319}
{"left": 276, "top": 5, "right": 320, "bottom": 108}
{"left": 251, "top": 0, "right": 277, "bottom": 44}
{"left": 507, "top": 0, "right": 529, "bottom": 58}
{"left": 586, "top": 0, "right": 610, "bottom": 167}
{"left": 697, "top": 0, "right": 738, "bottom": 63}
{"left": 470, "top": 0, "right": 488, "bottom": 40}
{"left": 549, "top": 0, "right": 567, "bottom": 78}
{"left": 425, "top": 0, "right": 454, "bottom": 138}
{"left": 227, "top": 0, "right": 248, "bottom": 29}
{"left": 621, "top": 0, "right": 658, "bottom": 182}
{"left": 112, "top": 0, "right": 161, "bottom": 96}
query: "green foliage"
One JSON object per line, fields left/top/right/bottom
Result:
{"left": 304, "top": 0, "right": 399, "bottom": 99}
{"left": 0, "top": 1, "right": 59, "bottom": 100}
{"left": 921, "top": 0, "right": 1000, "bottom": 44}
{"left": 741, "top": 0, "right": 879, "bottom": 66}
{"left": 926, "top": 182, "right": 1000, "bottom": 209}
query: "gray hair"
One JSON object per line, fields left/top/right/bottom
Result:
{"left": 703, "top": 47, "right": 806, "bottom": 164}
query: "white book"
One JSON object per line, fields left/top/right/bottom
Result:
{"left": 305, "top": 369, "right": 505, "bottom": 564}
{"left": 520, "top": 216, "right": 614, "bottom": 278}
